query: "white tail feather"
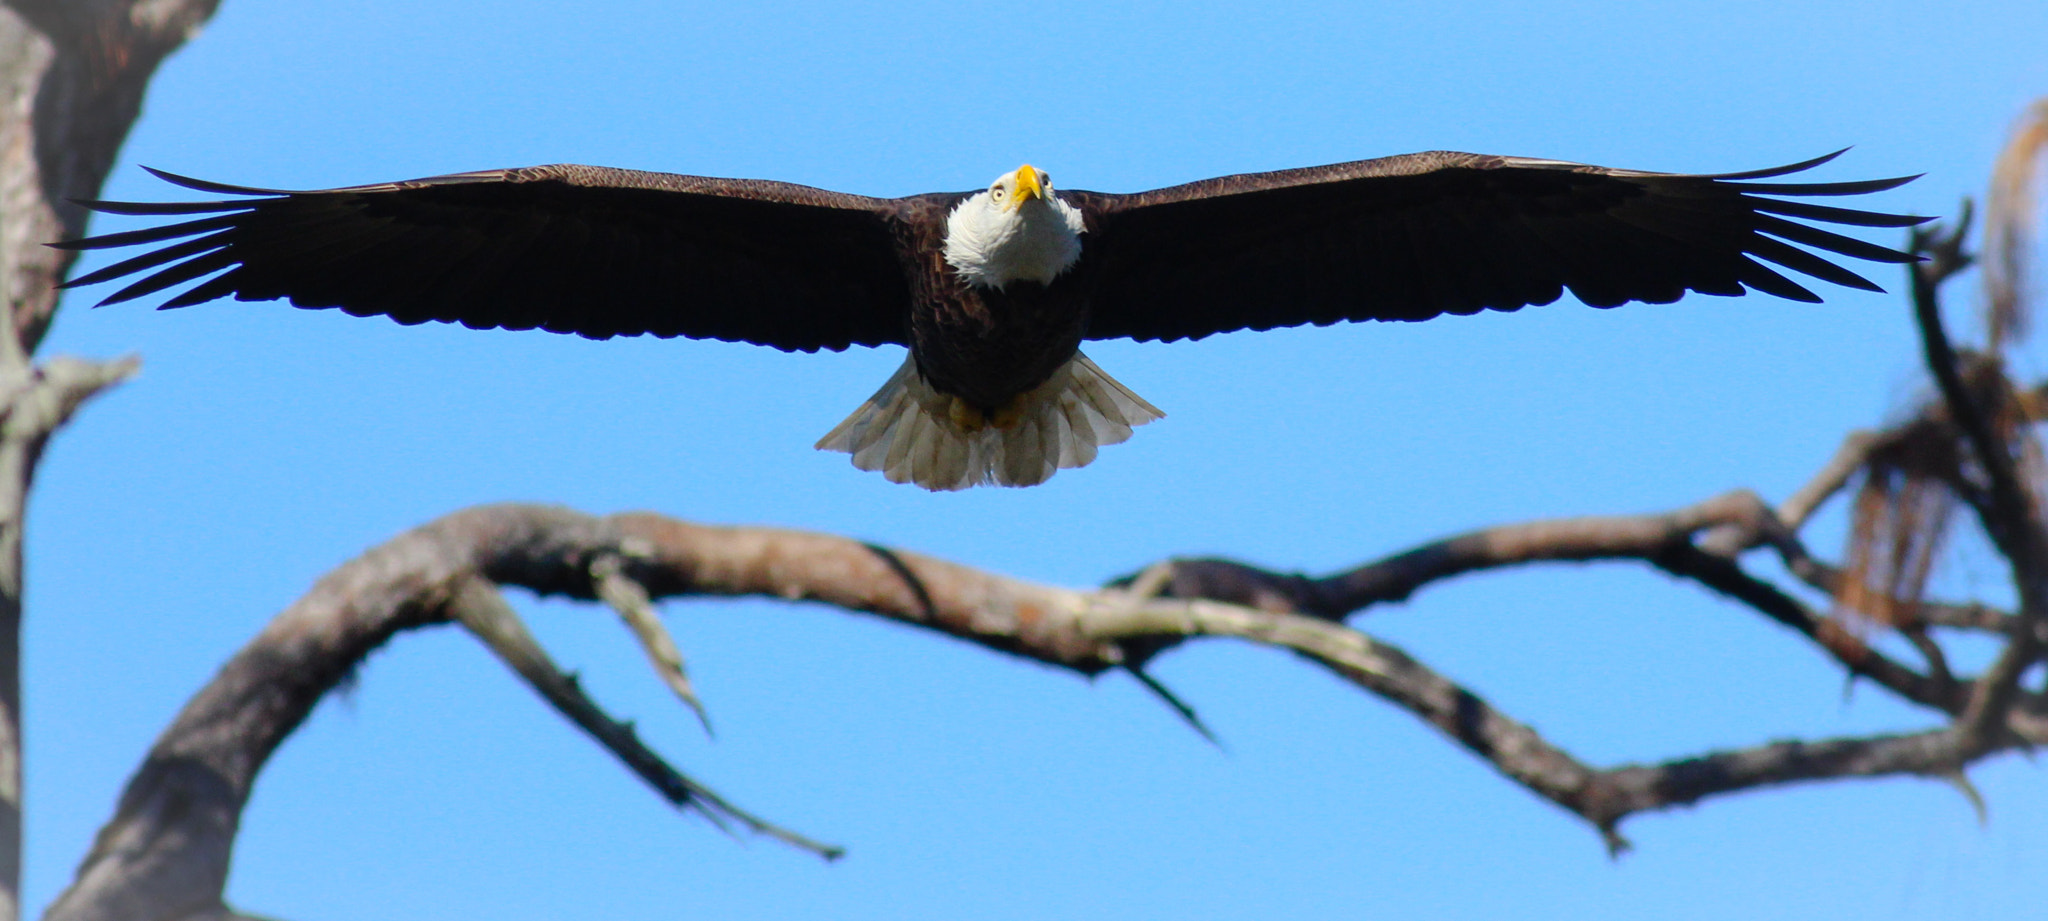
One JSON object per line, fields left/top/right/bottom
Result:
{"left": 816, "top": 352, "right": 1163, "bottom": 490}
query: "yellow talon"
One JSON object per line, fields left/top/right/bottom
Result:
{"left": 947, "top": 397, "right": 988, "bottom": 432}
{"left": 989, "top": 396, "right": 1030, "bottom": 429}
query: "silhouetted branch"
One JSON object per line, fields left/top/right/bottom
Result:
{"left": 57, "top": 487, "right": 2048, "bottom": 918}
{"left": 1115, "top": 491, "right": 1796, "bottom": 617}
{"left": 1909, "top": 209, "right": 2048, "bottom": 758}
{"left": 1580, "top": 727, "right": 1999, "bottom": 831}
{"left": 1111, "top": 491, "right": 1954, "bottom": 706}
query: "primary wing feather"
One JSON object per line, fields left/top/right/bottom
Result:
{"left": 59, "top": 165, "right": 914, "bottom": 352}
{"left": 1068, "top": 150, "right": 1925, "bottom": 343}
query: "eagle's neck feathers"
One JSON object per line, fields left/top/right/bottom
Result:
{"left": 942, "top": 191, "right": 1085, "bottom": 289}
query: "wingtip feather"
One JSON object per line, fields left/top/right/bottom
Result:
{"left": 139, "top": 165, "right": 288, "bottom": 197}
{"left": 1709, "top": 147, "right": 1851, "bottom": 181}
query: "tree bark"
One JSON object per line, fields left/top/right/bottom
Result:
{"left": 0, "top": 0, "right": 219, "bottom": 917}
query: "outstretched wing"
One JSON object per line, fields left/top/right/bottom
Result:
{"left": 57, "top": 165, "right": 915, "bottom": 351}
{"left": 1065, "top": 150, "right": 1926, "bottom": 344}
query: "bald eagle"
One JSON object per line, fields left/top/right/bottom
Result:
{"left": 58, "top": 150, "right": 1921, "bottom": 490}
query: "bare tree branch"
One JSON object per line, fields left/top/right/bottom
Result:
{"left": 1909, "top": 211, "right": 2048, "bottom": 758}
{"left": 1081, "top": 591, "right": 1615, "bottom": 848}
{"left": 1775, "top": 405, "right": 2020, "bottom": 639}
{"left": 1111, "top": 491, "right": 1952, "bottom": 709}
{"left": 1787, "top": 556, "right": 2018, "bottom": 634}
{"left": 1780, "top": 430, "right": 1888, "bottom": 530}
{"left": 448, "top": 574, "right": 832, "bottom": 857}
{"left": 1582, "top": 727, "right": 1999, "bottom": 829}
{"left": 1648, "top": 543, "right": 1959, "bottom": 710}
{"left": 590, "top": 552, "right": 713, "bottom": 736}
{"left": 49, "top": 504, "right": 1103, "bottom": 920}
{"left": 53, "top": 499, "right": 2042, "bottom": 915}
{"left": 1115, "top": 491, "right": 1797, "bottom": 620}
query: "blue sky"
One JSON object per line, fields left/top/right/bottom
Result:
{"left": 28, "top": 0, "right": 2048, "bottom": 918}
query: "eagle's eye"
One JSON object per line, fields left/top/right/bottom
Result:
{"left": 991, "top": 186, "right": 1007, "bottom": 201}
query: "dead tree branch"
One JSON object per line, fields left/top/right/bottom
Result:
{"left": 52, "top": 490, "right": 2047, "bottom": 916}
{"left": 590, "top": 552, "right": 714, "bottom": 735}
{"left": 447, "top": 575, "right": 828, "bottom": 855}
{"left": 1908, "top": 210, "right": 2048, "bottom": 759}
{"left": 1112, "top": 492, "right": 1954, "bottom": 709}
{"left": 1114, "top": 490, "right": 1798, "bottom": 620}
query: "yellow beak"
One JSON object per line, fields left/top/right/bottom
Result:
{"left": 1008, "top": 164, "right": 1044, "bottom": 210}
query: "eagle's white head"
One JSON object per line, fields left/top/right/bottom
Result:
{"left": 943, "top": 164, "right": 1087, "bottom": 289}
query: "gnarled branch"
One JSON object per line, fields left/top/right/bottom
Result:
{"left": 52, "top": 494, "right": 2043, "bottom": 917}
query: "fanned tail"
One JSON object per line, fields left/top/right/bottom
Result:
{"left": 815, "top": 352, "right": 1163, "bottom": 490}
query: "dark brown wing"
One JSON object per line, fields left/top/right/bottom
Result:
{"left": 1063, "top": 150, "right": 1926, "bottom": 344}
{"left": 57, "top": 165, "right": 915, "bottom": 351}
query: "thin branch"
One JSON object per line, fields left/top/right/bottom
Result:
{"left": 590, "top": 552, "right": 713, "bottom": 736}
{"left": 1113, "top": 491, "right": 1945, "bottom": 709}
{"left": 1081, "top": 595, "right": 1615, "bottom": 849}
{"left": 1115, "top": 491, "right": 1803, "bottom": 622}
{"left": 1651, "top": 544, "right": 1956, "bottom": 710}
{"left": 1123, "top": 666, "right": 1223, "bottom": 749}
{"left": 1909, "top": 210, "right": 2001, "bottom": 525}
{"left": 1901, "top": 627, "right": 1959, "bottom": 687}
{"left": 1910, "top": 211, "right": 2048, "bottom": 756}
{"left": 1784, "top": 556, "right": 2017, "bottom": 633}
{"left": 449, "top": 576, "right": 830, "bottom": 856}
{"left": 1109, "top": 565, "right": 1225, "bottom": 745}
{"left": 1579, "top": 726, "right": 2021, "bottom": 834}
{"left": 1777, "top": 548, "right": 2015, "bottom": 634}
{"left": 1779, "top": 430, "right": 1887, "bottom": 530}
{"left": 1917, "top": 601, "right": 2023, "bottom": 632}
